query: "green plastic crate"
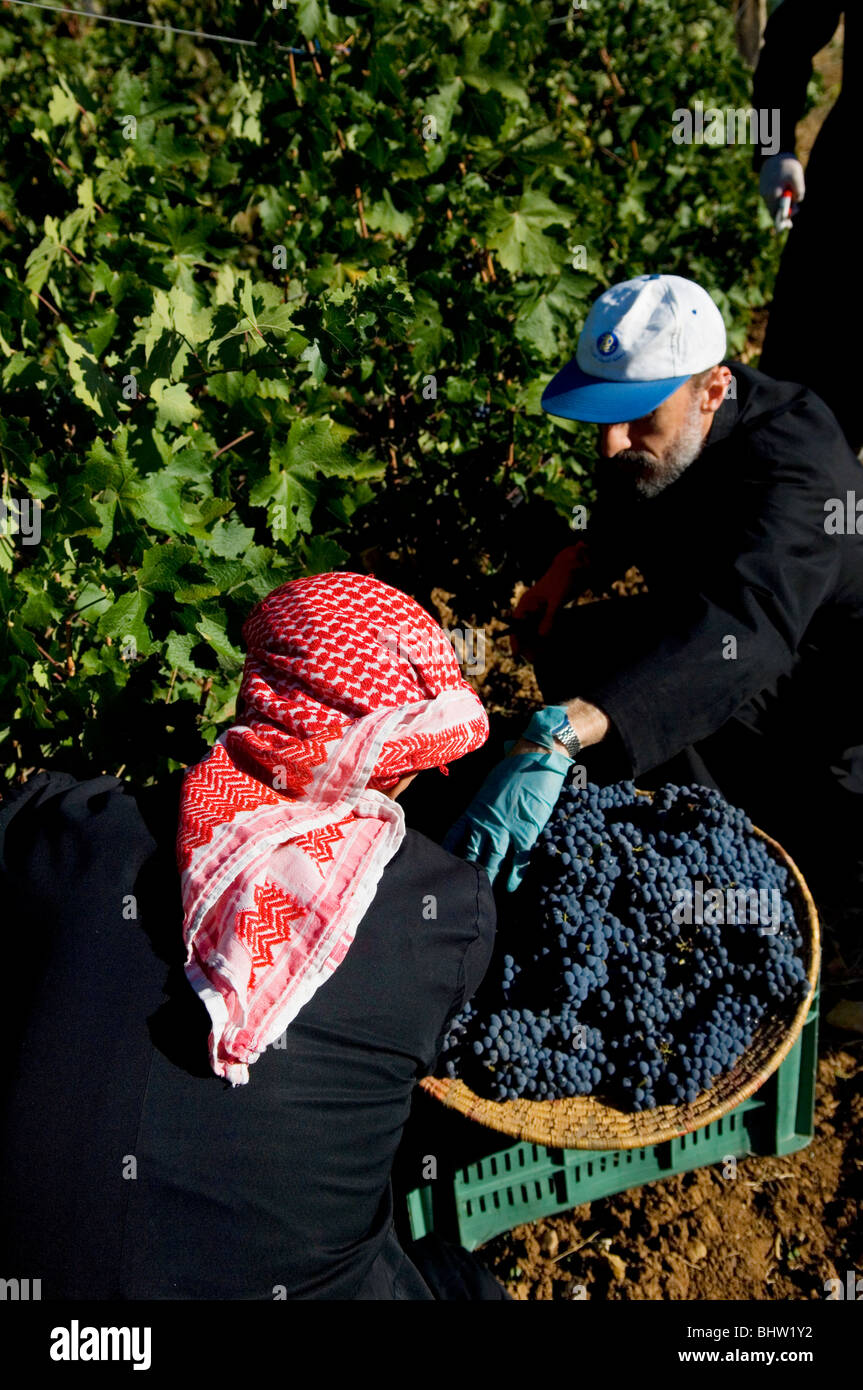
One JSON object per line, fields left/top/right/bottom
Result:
{"left": 406, "top": 993, "right": 819, "bottom": 1251}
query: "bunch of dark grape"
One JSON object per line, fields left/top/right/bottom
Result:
{"left": 436, "top": 780, "right": 810, "bottom": 1111}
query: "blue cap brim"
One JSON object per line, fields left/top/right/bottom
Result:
{"left": 541, "top": 360, "right": 691, "bottom": 424}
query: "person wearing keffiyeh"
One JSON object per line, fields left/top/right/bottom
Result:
{"left": 0, "top": 572, "right": 508, "bottom": 1300}
{"left": 177, "top": 570, "right": 490, "bottom": 1086}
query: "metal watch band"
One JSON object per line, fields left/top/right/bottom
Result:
{"left": 554, "top": 719, "right": 582, "bottom": 760}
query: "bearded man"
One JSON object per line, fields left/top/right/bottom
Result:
{"left": 446, "top": 274, "right": 863, "bottom": 934}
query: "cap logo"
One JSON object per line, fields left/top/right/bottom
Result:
{"left": 596, "top": 331, "right": 619, "bottom": 357}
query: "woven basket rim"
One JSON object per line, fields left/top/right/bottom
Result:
{"left": 420, "top": 793, "right": 820, "bottom": 1150}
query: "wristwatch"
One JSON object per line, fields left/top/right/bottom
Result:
{"left": 549, "top": 710, "right": 582, "bottom": 761}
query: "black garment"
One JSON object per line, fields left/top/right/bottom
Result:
{"left": 404, "top": 1233, "right": 511, "bottom": 1300}
{"left": 0, "top": 770, "right": 496, "bottom": 1300}
{"left": 533, "top": 363, "right": 863, "bottom": 906}
{"left": 752, "top": 3, "right": 859, "bottom": 450}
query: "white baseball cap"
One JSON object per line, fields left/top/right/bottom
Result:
{"left": 541, "top": 274, "right": 727, "bottom": 423}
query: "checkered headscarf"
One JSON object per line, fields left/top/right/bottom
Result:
{"left": 176, "top": 572, "right": 488, "bottom": 1084}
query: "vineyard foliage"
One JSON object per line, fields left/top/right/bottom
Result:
{"left": 0, "top": 0, "right": 783, "bottom": 784}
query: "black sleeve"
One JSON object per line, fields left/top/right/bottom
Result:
{"left": 0, "top": 770, "right": 78, "bottom": 843}
{"left": 580, "top": 419, "right": 841, "bottom": 777}
{"left": 581, "top": 487, "right": 643, "bottom": 593}
{"left": 427, "top": 863, "right": 496, "bottom": 1071}
{"left": 459, "top": 864, "right": 497, "bottom": 1006}
{"left": 0, "top": 771, "right": 157, "bottom": 904}
{"left": 751, "top": 0, "right": 844, "bottom": 167}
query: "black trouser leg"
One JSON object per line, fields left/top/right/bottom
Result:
{"left": 758, "top": 176, "right": 862, "bottom": 456}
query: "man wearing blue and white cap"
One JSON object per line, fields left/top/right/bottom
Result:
{"left": 541, "top": 272, "right": 728, "bottom": 428}
{"left": 446, "top": 273, "right": 863, "bottom": 929}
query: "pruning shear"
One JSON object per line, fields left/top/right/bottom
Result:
{"left": 774, "top": 185, "right": 795, "bottom": 233}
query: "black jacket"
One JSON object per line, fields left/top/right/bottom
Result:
{"left": 575, "top": 364, "right": 863, "bottom": 789}
{"left": 0, "top": 770, "right": 495, "bottom": 1300}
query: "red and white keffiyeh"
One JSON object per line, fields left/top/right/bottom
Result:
{"left": 176, "top": 571, "right": 488, "bottom": 1085}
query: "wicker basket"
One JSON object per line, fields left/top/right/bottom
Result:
{"left": 420, "top": 800, "right": 820, "bottom": 1150}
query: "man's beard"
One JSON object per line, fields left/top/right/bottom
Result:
{"left": 605, "top": 404, "right": 705, "bottom": 499}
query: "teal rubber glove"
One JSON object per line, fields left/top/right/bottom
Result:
{"left": 443, "top": 746, "right": 571, "bottom": 892}
{"left": 522, "top": 704, "right": 571, "bottom": 751}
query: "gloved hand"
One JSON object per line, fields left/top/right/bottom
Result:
{"left": 521, "top": 703, "right": 572, "bottom": 750}
{"left": 511, "top": 542, "right": 589, "bottom": 657}
{"left": 759, "top": 152, "right": 805, "bottom": 230}
{"left": 443, "top": 744, "right": 571, "bottom": 891}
